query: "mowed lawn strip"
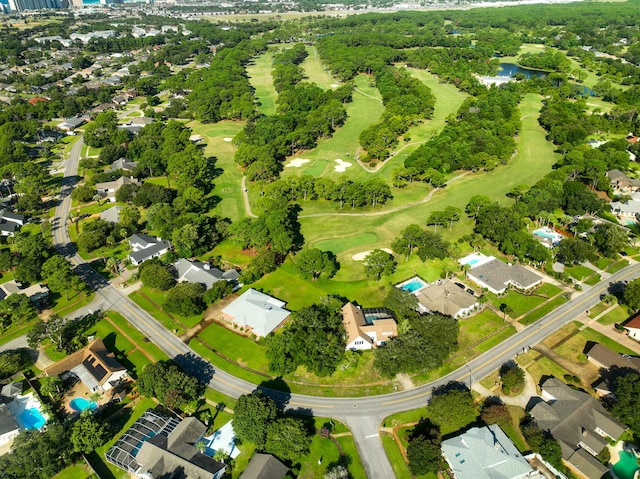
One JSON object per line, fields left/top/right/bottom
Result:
{"left": 197, "top": 323, "right": 270, "bottom": 372}
{"left": 246, "top": 49, "right": 278, "bottom": 116}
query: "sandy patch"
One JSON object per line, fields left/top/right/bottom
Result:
{"left": 285, "top": 158, "right": 310, "bottom": 168}
{"left": 331, "top": 83, "right": 340, "bottom": 88}
{"left": 334, "top": 159, "right": 352, "bottom": 172}
{"left": 223, "top": 137, "right": 233, "bottom": 142}
{"left": 352, "top": 248, "right": 393, "bottom": 261}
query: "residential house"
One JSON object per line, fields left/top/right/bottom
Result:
{"left": 109, "top": 158, "right": 138, "bottom": 173}
{"left": 0, "top": 280, "right": 49, "bottom": 305}
{"left": 221, "top": 289, "right": 290, "bottom": 338}
{"left": 341, "top": 302, "right": 397, "bottom": 351}
{"left": 610, "top": 192, "right": 640, "bottom": 220}
{"left": 529, "top": 377, "right": 626, "bottom": 479}
{"left": 607, "top": 169, "right": 640, "bottom": 195}
{"left": 128, "top": 234, "right": 170, "bottom": 266}
{"left": 417, "top": 281, "right": 478, "bottom": 318}
{"left": 586, "top": 343, "right": 640, "bottom": 396}
{"left": 466, "top": 258, "right": 542, "bottom": 294}
{"left": 174, "top": 258, "right": 239, "bottom": 290}
{"left": 624, "top": 313, "right": 640, "bottom": 340}
{"left": 95, "top": 176, "right": 140, "bottom": 203}
{"left": 0, "top": 209, "right": 24, "bottom": 236}
{"left": 44, "top": 338, "right": 129, "bottom": 393}
{"left": 100, "top": 205, "right": 123, "bottom": 224}
{"left": 239, "top": 453, "right": 288, "bottom": 479}
{"left": 92, "top": 102, "right": 117, "bottom": 114}
{"left": 106, "top": 408, "right": 226, "bottom": 479}
{"left": 58, "top": 117, "right": 86, "bottom": 132}
{"left": 442, "top": 424, "right": 543, "bottom": 479}
{"left": 0, "top": 403, "right": 19, "bottom": 446}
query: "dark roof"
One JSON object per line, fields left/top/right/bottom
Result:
{"left": 129, "top": 240, "right": 170, "bottom": 264}
{"left": 82, "top": 355, "right": 108, "bottom": 382}
{"left": 586, "top": 343, "right": 640, "bottom": 372}
{"left": 0, "top": 403, "right": 18, "bottom": 435}
{"left": 530, "top": 378, "right": 626, "bottom": 459}
{"left": 567, "top": 448, "right": 608, "bottom": 479}
{"left": 239, "top": 453, "right": 288, "bottom": 479}
{"left": 0, "top": 211, "right": 24, "bottom": 223}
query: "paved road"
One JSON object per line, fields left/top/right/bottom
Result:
{"left": 50, "top": 137, "right": 640, "bottom": 478}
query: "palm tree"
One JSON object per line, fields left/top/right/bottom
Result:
{"left": 105, "top": 257, "right": 118, "bottom": 276}
{"left": 195, "top": 440, "right": 206, "bottom": 454}
{"left": 90, "top": 392, "right": 102, "bottom": 405}
{"left": 499, "top": 303, "right": 514, "bottom": 322}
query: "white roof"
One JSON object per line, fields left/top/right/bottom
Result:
{"left": 222, "top": 289, "right": 289, "bottom": 337}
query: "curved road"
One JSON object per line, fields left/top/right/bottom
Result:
{"left": 54, "top": 137, "right": 640, "bottom": 478}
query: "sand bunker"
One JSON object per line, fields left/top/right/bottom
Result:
{"left": 334, "top": 159, "right": 352, "bottom": 172}
{"left": 331, "top": 83, "right": 340, "bottom": 88}
{"left": 285, "top": 158, "right": 311, "bottom": 168}
{"left": 223, "top": 137, "right": 233, "bottom": 142}
{"left": 352, "top": 248, "right": 393, "bottom": 261}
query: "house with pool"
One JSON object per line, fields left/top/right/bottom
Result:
{"left": 530, "top": 377, "right": 627, "bottom": 479}
{"left": 417, "top": 280, "right": 479, "bottom": 319}
{"left": 0, "top": 385, "right": 48, "bottom": 447}
{"left": 461, "top": 254, "right": 542, "bottom": 295}
{"left": 44, "top": 338, "right": 129, "bottom": 398}
{"left": 341, "top": 302, "right": 397, "bottom": 351}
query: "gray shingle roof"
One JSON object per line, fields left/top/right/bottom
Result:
{"left": 418, "top": 281, "right": 477, "bottom": 317}
{"left": 0, "top": 403, "right": 19, "bottom": 436}
{"left": 239, "top": 453, "right": 288, "bottom": 479}
{"left": 174, "top": 258, "right": 238, "bottom": 290}
{"left": 567, "top": 448, "right": 608, "bottom": 479}
{"left": 467, "top": 258, "right": 541, "bottom": 293}
{"left": 530, "top": 378, "right": 626, "bottom": 460}
{"left": 441, "top": 424, "right": 537, "bottom": 479}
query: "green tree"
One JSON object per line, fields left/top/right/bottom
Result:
{"left": 294, "top": 248, "right": 338, "bottom": 280}
{"left": 610, "top": 372, "right": 640, "bottom": 434}
{"left": 364, "top": 249, "right": 396, "bottom": 280}
{"left": 70, "top": 184, "right": 97, "bottom": 203}
{"left": 0, "top": 422, "right": 72, "bottom": 479}
{"left": 233, "top": 391, "right": 277, "bottom": 446}
{"left": 203, "top": 281, "right": 234, "bottom": 305}
{"left": 0, "top": 294, "right": 37, "bottom": 329}
{"left": 428, "top": 385, "right": 477, "bottom": 431}
{"left": 69, "top": 415, "right": 109, "bottom": 454}
{"left": 406, "top": 421, "right": 443, "bottom": 476}
{"left": 522, "top": 423, "right": 563, "bottom": 470}
{"left": 39, "top": 376, "right": 63, "bottom": 400}
{"left": 592, "top": 223, "right": 628, "bottom": 257}
{"left": 623, "top": 278, "right": 640, "bottom": 311}
{"left": 480, "top": 403, "right": 512, "bottom": 428}
{"left": 137, "top": 360, "right": 204, "bottom": 408}
{"left": 382, "top": 287, "right": 418, "bottom": 320}
{"left": 164, "top": 283, "right": 206, "bottom": 317}
{"left": 139, "top": 261, "right": 175, "bottom": 291}
{"left": 500, "top": 362, "right": 525, "bottom": 394}
{"left": 0, "top": 349, "right": 32, "bottom": 380}
{"left": 265, "top": 417, "right": 311, "bottom": 461}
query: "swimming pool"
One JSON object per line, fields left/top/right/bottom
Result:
{"left": 401, "top": 280, "right": 425, "bottom": 292}
{"left": 18, "top": 408, "right": 46, "bottom": 430}
{"left": 534, "top": 230, "right": 556, "bottom": 239}
{"left": 70, "top": 397, "right": 97, "bottom": 413}
{"left": 612, "top": 450, "right": 640, "bottom": 479}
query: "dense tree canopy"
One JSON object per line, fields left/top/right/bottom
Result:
{"left": 233, "top": 391, "right": 278, "bottom": 446}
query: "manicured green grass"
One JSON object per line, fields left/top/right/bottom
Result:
{"left": 595, "top": 257, "right": 613, "bottom": 270}
{"left": 128, "top": 290, "right": 185, "bottom": 335}
{"left": 51, "top": 291, "right": 95, "bottom": 317}
{"left": 382, "top": 432, "right": 412, "bottom": 479}
{"left": 607, "top": 260, "right": 629, "bottom": 274}
{"left": 105, "top": 312, "right": 170, "bottom": 362}
{"left": 588, "top": 301, "right": 610, "bottom": 319}
{"left": 301, "top": 46, "right": 337, "bottom": 90}
{"left": 489, "top": 290, "right": 546, "bottom": 318}
{"left": 246, "top": 49, "right": 278, "bottom": 116}
{"left": 136, "top": 286, "right": 202, "bottom": 329}
{"left": 0, "top": 318, "right": 38, "bottom": 347}
{"left": 203, "top": 387, "right": 236, "bottom": 412}
{"left": 598, "top": 305, "right": 629, "bottom": 326}
{"left": 565, "top": 264, "right": 595, "bottom": 280}
{"left": 189, "top": 339, "right": 267, "bottom": 390}
{"left": 583, "top": 274, "right": 601, "bottom": 286}
{"left": 198, "top": 323, "right": 270, "bottom": 371}
{"left": 520, "top": 296, "right": 569, "bottom": 325}
{"left": 535, "top": 283, "right": 562, "bottom": 297}
{"left": 314, "top": 232, "right": 379, "bottom": 253}
{"left": 53, "top": 464, "right": 92, "bottom": 479}
{"left": 457, "top": 309, "right": 507, "bottom": 351}
{"left": 554, "top": 325, "right": 635, "bottom": 363}
{"left": 526, "top": 354, "right": 571, "bottom": 386}
{"left": 187, "top": 121, "right": 246, "bottom": 222}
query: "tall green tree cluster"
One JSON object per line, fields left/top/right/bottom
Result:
{"left": 266, "top": 298, "right": 346, "bottom": 377}
{"left": 137, "top": 360, "right": 205, "bottom": 409}
{"left": 405, "top": 86, "right": 521, "bottom": 174}
{"left": 374, "top": 313, "right": 458, "bottom": 377}
{"left": 233, "top": 391, "right": 311, "bottom": 462}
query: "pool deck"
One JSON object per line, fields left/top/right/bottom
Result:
{"left": 608, "top": 441, "right": 640, "bottom": 479}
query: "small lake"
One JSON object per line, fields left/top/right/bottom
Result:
{"left": 498, "top": 63, "right": 547, "bottom": 79}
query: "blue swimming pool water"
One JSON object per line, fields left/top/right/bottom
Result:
{"left": 612, "top": 450, "right": 640, "bottom": 479}
{"left": 533, "top": 230, "right": 557, "bottom": 239}
{"left": 70, "top": 397, "right": 97, "bottom": 413}
{"left": 401, "top": 280, "right": 424, "bottom": 292}
{"left": 19, "top": 408, "right": 46, "bottom": 429}
{"left": 467, "top": 258, "right": 481, "bottom": 266}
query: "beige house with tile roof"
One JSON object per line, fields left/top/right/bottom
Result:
{"left": 341, "top": 302, "right": 397, "bottom": 351}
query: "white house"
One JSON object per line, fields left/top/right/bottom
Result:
{"left": 341, "top": 303, "right": 397, "bottom": 351}
{"left": 95, "top": 176, "right": 140, "bottom": 203}
{"left": 222, "top": 289, "right": 290, "bottom": 338}
{"left": 174, "top": 258, "right": 239, "bottom": 290}
{"left": 624, "top": 313, "right": 640, "bottom": 340}
{"left": 128, "top": 234, "right": 170, "bottom": 266}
